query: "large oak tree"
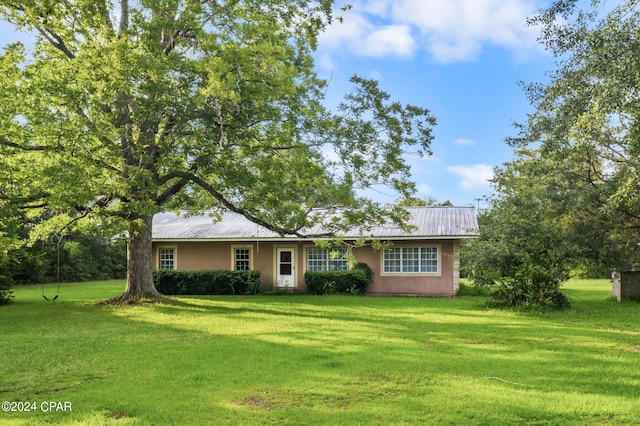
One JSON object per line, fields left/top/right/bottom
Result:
{"left": 0, "top": 1, "right": 435, "bottom": 300}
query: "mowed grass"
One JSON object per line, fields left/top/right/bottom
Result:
{"left": 1, "top": 279, "right": 639, "bottom": 425}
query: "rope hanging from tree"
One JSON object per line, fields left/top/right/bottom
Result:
{"left": 42, "top": 233, "right": 63, "bottom": 301}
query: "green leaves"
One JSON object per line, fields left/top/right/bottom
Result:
{"left": 463, "top": 150, "right": 580, "bottom": 308}
{"left": 494, "top": 0, "right": 640, "bottom": 279}
{"left": 329, "top": 76, "right": 436, "bottom": 201}
{"left": 0, "top": 1, "right": 436, "bottom": 297}
{"left": 1, "top": 1, "right": 436, "bottom": 235}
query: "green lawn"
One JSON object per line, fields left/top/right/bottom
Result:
{"left": 1, "top": 279, "right": 639, "bottom": 425}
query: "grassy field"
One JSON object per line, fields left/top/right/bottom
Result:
{"left": 0, "top": 279, "right": 639, "bottom": 425}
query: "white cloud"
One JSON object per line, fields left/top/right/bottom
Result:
{"left": 447, "top": 164, "right": 493, "bottom": 190}
{"left": 320, "top": 0, "right": 543, "bottom": 62}
{"left": 416, "top": 183, "right": 432, "bottom": 195}
{"left": 362, "top": 25, "right": 416, "bottom": 58}
{"left": 320, "top": 11, "right": 371, "bottom": 50}
{"left": 316, "top": 52, "right": 337, "bottom": 73}
{"left": 361, "top": 0, "right": 390, "bottom": 16}
{"left": 454, "top": 138, "right": 475, "bottom": 146}
{"left": 392, "top": 0, "right": 541, "bottom": 62}
{"left": 319, "top": 14, "right": 416, "bottom": 59}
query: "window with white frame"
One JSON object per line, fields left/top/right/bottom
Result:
{"left": 234, "top": 248, "right": 251, "bottom": 271}
{"left": 306, "top": 248, "right": 348, "bottom": 271}
{"left": 383, "top": 246, "right": 438, "bottom": 273}
{"left": 159, "top": 248, "right": 175, "bottom": 270}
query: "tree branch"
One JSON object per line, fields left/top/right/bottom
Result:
{"left": 1, "top": 3, "right": 73, "bottom": 58}
{"left": 119, "top": 0, "right": 129, "bottom": 37}
{"left": 156, "top": 171, "right": 185, "bottom": 187}
{"left": 185, "top": 173, "right": 332, "bottom": 238}
{"left": 33, "top": 25, "right": 76, "bottom": 59}
{"left": 154, "top": 175, "right": 191, "bottom": 206}
{"left": 98, "top": 0, "right": 115, "bottom": 34}
{"left": 0, "top": 136, "right": 49, "bottom": 151}
{"left": 0, "top": 191, "right": 50, "bottom": 209}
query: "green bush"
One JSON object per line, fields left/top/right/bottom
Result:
{"left": 456, "top": 281, "right": 492, "bottom": 297}
{"left": 153, "top": 270, "right": 260, "bottom": 295}
{"left": 353, "top": 262, "right": 374, "bottom": 283}
{"left": 0, "top": 282, "right": 14, "bottom": 305}
{"left": 570, "top": 261, "right": 611, "bottom": 279}
{"left": 465, "top": 232, "right": 572, "bottom": 310}
{"left": 305, "top": 269, "right": 369, "bottom": 295}
{"left": 489, "top": 278, "right": 570, "bottom": 310}
{"left": 0, "top": 249, "right": 13, "bottom": 305}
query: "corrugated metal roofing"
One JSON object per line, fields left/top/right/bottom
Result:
{"left": 152, "top": 206, "right": 478, "bottom": 241}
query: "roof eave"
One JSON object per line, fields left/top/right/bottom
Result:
{"left": 152, "top": 234, "right": 479, "bottom": 243}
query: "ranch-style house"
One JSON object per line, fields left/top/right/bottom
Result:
{"left": 151, "top": 206, "right": 478, "bottom": 296}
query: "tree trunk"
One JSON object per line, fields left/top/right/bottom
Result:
{"left": 121, "top": 215, "right": 160, "bottom": 300}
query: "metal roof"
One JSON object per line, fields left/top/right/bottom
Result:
{"left": 152, "top": 206, "right": 478, "bottom": 241}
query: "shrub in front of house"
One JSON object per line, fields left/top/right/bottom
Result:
{"left": 353, "top": 262, "right": 374, "bottom": 283}
{"left": 305, "top": 269, "right": 370, "bottom": 295}
{"left": 153, "top": 270, "right": 260, "bottom": 295}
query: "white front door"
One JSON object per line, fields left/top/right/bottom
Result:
{"left": 276, "top": 248, "right": 295, "bottom": 287}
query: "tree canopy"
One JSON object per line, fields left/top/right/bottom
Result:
{"left": 509, "top": 0, "right": 640, "bottom": 270}
{"left": 463, "top": 151, "right": 574, "bottom": 309}
{"left": 464, "top": 0, "right": 640, "bottom": 308}
{"left": 0, "top": 0, "right": 436, "bottom": 299}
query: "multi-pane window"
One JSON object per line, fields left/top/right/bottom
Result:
{"left": 383, "top": 246, "right": 438, "bottom": 273}
{"left": 234, "top": 248, "right": 251, "bottom": 271}
{"left": 307, "top": 248, "right": 348, "bottom": 271}
{"left": 159, "top": 248, "right": 175, "bottom": 270}
{"left": 384, "top": 247, "right": 402, "bottom": 273}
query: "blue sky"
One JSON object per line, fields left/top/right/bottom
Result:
{"left": 0, "top": 0, "right": 557, "bottom": 208}
{"left": 314, "top": 0, "right": 556, "bottom": 207}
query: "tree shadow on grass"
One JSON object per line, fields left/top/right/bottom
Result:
{"left": 3, "top": 285, "right": 640, "bottom": 425}
{"left": 118, "top": 294, "right": 640, "bottom": 398}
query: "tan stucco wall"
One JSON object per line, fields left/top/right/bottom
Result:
{"left": 153, "top": 239, "right": 460, "bottom": 296}
{"left": 353, "top": 240, "right": 456, "bottom": 296}
{"left": 153, "top": 241, "right": 309, "bottom": 292}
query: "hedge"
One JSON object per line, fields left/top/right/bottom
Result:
{"left": 153, "top": 269, "right": 260, "bottom": 295}
{"left": 304, "top": 269, "right": 369, "bottom": 295}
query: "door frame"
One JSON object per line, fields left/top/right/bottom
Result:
{"left": 274, "top": 246, "right": 296, "bottom": 288}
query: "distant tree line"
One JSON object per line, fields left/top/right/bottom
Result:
{"left": 1, "top": 212, "right": 126, "bottom": 285}
{"left": 10, "top": 232, "right": 126, "bottom": 284}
